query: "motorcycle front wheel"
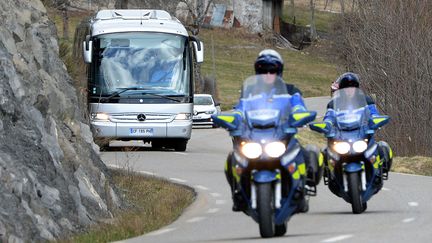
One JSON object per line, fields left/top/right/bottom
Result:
{"left": 347, "top": 172, "right": 364, "bottom": 214}
{"left": 257, "top": 183, "right": 275, "bottom": 238}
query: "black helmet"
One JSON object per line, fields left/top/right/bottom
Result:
{"left": 337, "top": 72, "right": 360, "bottom": 89}
{"left": 254, "top": 49, "right": 284, "bottom": 77}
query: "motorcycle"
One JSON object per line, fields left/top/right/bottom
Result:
{"left": 309, "top": 87, "right": 390, "bottom": 214}
{"left": 212, "top": 75, "right": 320, "bottom": 238}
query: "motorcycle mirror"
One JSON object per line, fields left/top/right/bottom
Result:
{"left": 212, "top": 113, "right": 242, "bottom": 131}
{"left": 309, "top": 121, "right": 331, "bottom": 134}
{"left": 369, "top": 115, "right": 390, "bottom": 130}
{"left": 289, "top": 111, "right": 317, "bottom": 128}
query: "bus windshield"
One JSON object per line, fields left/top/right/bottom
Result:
{"left": 91, "top": 32, "right": 190, "bottom": 98}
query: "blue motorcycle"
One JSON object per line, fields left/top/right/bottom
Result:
{"left": 212, "top": 75, "right": 320, "bottom": 237}
{"left": 309, "top": 87, "right": 390, "bottom": 214}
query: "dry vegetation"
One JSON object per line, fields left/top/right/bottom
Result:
{"left": 334, "top": 0, "right": 432, "bottom": 156}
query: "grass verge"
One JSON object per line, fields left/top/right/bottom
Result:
{"left": 59, "top": 169, "right": 195, "bottom": 243}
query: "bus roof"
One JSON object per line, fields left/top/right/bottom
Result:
{"left": 90, "top": 9, "right": 189, "bottom": 37}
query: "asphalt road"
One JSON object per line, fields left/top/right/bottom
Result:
{"left": 100, "top": 97, "right": 432, "bottom": 243}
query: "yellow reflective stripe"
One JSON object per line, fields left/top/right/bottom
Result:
{"left": 219, "top": 115, "right": 235, "bottom": 123}
{"left": 389, "top": 147, "right": 393, "bottom": 159}
{"left": 298, "top": 163, "right": 306, "bottom": 175}
{"left": 233, "top": 111, "right": 242, "bottom": 116}
{"left": 224, "top": 160, "right": 228, "bottom": 171}
{"left": 276, "top": 173, "right": 281, "bottom": 180}
{"left": 293, "top": 112, "right": 310, "bottom": 121}
{"left": 374, "top": 155, "right": 381, "bottom": 169}
{"left": 373, "top": 117, "right": 386, "bottom": 124}
{"left": 313, "top": 123, "right": 327, "bottom": 129}
{"left": 318, "top": 152, "right": 324, "bottom": 167}
{"left": 292, "top": 170, "right": 300, "bottom": 180}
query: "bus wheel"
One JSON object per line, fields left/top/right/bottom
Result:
{"left": 173, "top": 139, "right": 188, "bottom": 152}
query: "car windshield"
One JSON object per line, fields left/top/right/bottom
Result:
{"left": 194, "top": 96, "right": 213, "bottom": 105}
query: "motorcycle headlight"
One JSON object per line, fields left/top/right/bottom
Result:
{"left": 264, "top": 142, "right": 286, "bottom": 158}
{"left": 353, "top": 140, "right": 368, "bottom": 153}
{"left": 333, "top": 141, "right": 350, "bottom": 154}
{"left": 241, "top": 142, "right": 262, "bottom": 159}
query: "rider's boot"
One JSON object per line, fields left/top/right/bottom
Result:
{"left": 303, "top": 145, "right": 324, "bottom": 187}
{"left": 225, "top": 152, "right": 246, "bottom": 212}
{"left": 378, "top": 141, "right": 393, "bottom": 174}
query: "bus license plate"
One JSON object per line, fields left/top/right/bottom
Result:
{"left": 129, "top": 128, "right": 153, "bottom": 136}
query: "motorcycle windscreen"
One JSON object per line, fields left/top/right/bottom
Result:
{"left": 332, "top": 88, "right": 369, "bottom": 130}
{"left": 240, "top": 75, "right": 291, "bottom": 128}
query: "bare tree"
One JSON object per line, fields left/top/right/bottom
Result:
{"left": 309, "top": 0, "right": 317, "bottom": 40}
{"left": 335, "top": 0, "right": 432, "bottom": 156}
{"left": 115, "top": 0, "right": 129, "bottom": 9}
{"left": 180, "top": 0, "right": 214, "bottom": 34}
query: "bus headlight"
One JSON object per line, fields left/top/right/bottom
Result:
{"left": 353, "top": 140, "right": 368, "bottom": 153}
{"left": 264, "top": 142, "right": 286, "bottom": 158}
{"left": 92, "top": 113, "right": 110, "bottom": 121}
{"left": 333, "top": 141, "right": 350, "bottom": 154}
{"left": 175, "top": 113, "right": 192, "bottom": 120}
{"left": 241, "top": 142, "right": 262, "bottom": 159}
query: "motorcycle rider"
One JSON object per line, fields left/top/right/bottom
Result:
{"left": 225, "top": 49, "right": 323, "bottom": 211}
{"left": 323, "top": 72, "right": 393, "bottom": 175}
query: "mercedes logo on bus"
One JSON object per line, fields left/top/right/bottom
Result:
{"left": 137, "top": 114, "right": 146, "bottom": 121}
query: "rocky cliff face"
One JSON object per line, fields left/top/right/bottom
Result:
{"left": 0, "top": 1, "right": 121, "bottom": 242}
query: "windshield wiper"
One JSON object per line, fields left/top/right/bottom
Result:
{"left": 141, "top": 93, "right": 183, "bottom": 102}
{"left": 100, "top": 87, "right": 184, "bottom": 103}
{"left": 100, "top": 87, "right": 150, "bottom": 102}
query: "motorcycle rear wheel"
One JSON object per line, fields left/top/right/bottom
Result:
{"left": 257, "top": 183, "right": 275, "bottom": 238}
{"left": 348, "top": 172, "right": 364, "bottom": 214}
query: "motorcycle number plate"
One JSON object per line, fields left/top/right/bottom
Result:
{"left": 129, "top": 128, "right": 153, "bottom": 136}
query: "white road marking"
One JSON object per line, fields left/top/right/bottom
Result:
{"left": 186, "top": 217, "right": 206, "bottom": 223}
{"left": 147, "top": 227, "right": 176, "bottom": 236}
{"left": 195, "top": 185, "right": 209, "bottom": 191}
{"left": 382, "top": 187, "right": 390, "bottom": 191}
{"left": 138, "top": 170, "right": 156, "bottom": 176}
{"left": 169, "top": 178, "right": 187, "bottom": 183}
{"left": 174, "top": 152, "right": 188, "bottom": 156}
{"left": 215, "top": 199, "right": 226, "bottom": 205}
{"left": 408, "top": 202, "right": 419, "bottom": 207}
{"left": 210, "top": 192, "right": 221, "bottom": 197}
{"left": 402, "top": 218, "right": 415, "bottom": 223}
{"left": 321, "top": 234, "right": 353, "bottom": 242}
{"left": 206, "top": 208, "right": 220, "bottom": 214}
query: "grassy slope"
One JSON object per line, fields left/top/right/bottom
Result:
{"left": 198, "top": 28, "right": 338, "bottom": 110}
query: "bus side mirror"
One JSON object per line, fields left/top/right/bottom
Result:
{"left": 83, "top": 35, "right": 93, "bottom": 64}
{"left": 193, "top": 41, "right": 204, "bottom": 63}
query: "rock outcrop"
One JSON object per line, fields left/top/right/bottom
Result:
{"left": 0, "top": 0, "right": 121, "bottom": 241}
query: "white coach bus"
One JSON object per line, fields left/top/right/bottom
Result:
{"left": 82, "top": 9, "right": 204, "bottom": 151}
